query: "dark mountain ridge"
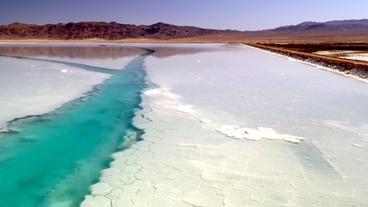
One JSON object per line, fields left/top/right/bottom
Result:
{"left": 1, "top": 19, "right": 368, "bottom": 40}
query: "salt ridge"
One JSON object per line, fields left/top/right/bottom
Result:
{"left": 144, "top": 87, "right": 305, "bottom": 143}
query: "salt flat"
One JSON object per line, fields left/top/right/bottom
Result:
{"left": 83, "top": 44, "right": 368, "bottom": 207}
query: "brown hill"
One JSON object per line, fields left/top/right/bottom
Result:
{"left": 0, "top": 22, "right": 228, "bottom": 40}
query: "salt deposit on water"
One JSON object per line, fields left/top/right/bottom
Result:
{"left": 144, "top": 87, "right": 305, "bottom": 143}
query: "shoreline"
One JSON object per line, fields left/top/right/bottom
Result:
{"left": 244, "top": 43, "right": 368, "bottom": 84}
{"left": 0, "top": 38, "right": 240, "bottom": 44}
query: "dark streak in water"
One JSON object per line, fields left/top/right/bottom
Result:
{"left": 0, "top": 54, "right": 119, "bottom": 75}
{"left": 0, "top": 47, "right": 153, "bottom": 75}
{"left": 290, "top": 141, "right": 341, "bottom": 177}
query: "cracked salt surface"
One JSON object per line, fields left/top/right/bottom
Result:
{"left": 83, "top": 44, "right": 368, "bottom": 206}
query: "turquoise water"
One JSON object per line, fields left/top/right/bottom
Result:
{"left": 0, "top": 53, "right": 149, "bottom": 206}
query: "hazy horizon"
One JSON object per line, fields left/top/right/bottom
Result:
{"left": 1, "top": 0, "right": 367, "bottom": 30}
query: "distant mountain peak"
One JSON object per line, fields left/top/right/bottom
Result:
{"left": 151, "top": 22, "right": 172, "bottom": 26}
{"left": 268, "top": 19, "right": 368, "bottom": 35}
{"left": 296, "top": 21, "right": 318, "bottom": 26}
{"left": 7, "top": 22, "right": 31, "bottom": 27}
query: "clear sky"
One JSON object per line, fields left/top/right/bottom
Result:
{"left": 0, "top": 0, "right": 367, "bottom": 30}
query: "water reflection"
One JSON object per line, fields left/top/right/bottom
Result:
{"left": 0, "top": 45, "right": 145, "bottom": 59}
{"left": 0, "top": 43, "right": 237, "bottom": 59}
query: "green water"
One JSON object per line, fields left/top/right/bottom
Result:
{"left": 0, "top": 53, "right": 149, "bottom": 207}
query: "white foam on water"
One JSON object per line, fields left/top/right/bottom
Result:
{"left": 144, "top": 87, "right": 193, "bottom": 114}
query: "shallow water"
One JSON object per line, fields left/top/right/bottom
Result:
{"left": 0, "top": 53, "right": 148, "bottom": 206}
{"left": 1, "top": 43, "right": 368, "bottom": 206}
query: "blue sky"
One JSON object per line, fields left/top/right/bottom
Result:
{"left": 0, "top": 0, "right": 367, "bottom": 30}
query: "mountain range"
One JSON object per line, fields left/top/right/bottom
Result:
{"left": 0, "top": 22, "right": 223, "bottom": 39}
{"left": 266, "top": 19, "right": 368, "bottom": 35}
{"left": 1, "top": 19, "right": 368, "bottom": 41}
